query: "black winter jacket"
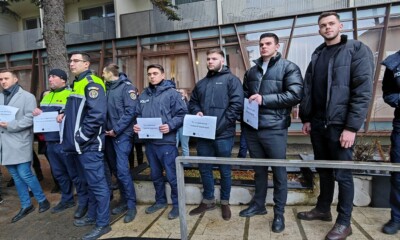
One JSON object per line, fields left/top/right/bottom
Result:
{"left": 136, "top": 80, "right": 187, "bottom": 145}
{"left": 381, "top": 50, "right": 400, "bottom": 130}
{"left": 243, "top": 53, "right": 303, "bottom": 129}
{"left": 105, "top": 73, "right": 138, "bottom": 137}
{"left": 299, "top": 35, "right": 374, "bottom": 132}
{"left": 189, "top": 66, "right": 243, "bottom": 139}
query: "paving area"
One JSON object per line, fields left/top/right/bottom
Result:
{"left": 105, "top": 205, "right": 400, "bottom": 240}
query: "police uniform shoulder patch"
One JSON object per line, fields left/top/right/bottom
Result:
{"left": 128, "top": 90, "right": 137, "bottom": 100}
{"left": 89, "top": 89, "right": 99, "bottom": 98}
{"left": 88, "top": 87, "right": 99, "bottom": 91}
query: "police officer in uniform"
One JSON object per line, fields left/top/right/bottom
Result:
{"left": 134, "top": 64, "right": 187, "bottom": 220}
{"left": 381, "top": 50, "right": 400, "bottom": 235}
{"left": 33, "top": 69, "right": 88, "bottom": 215}
{"left": 102, "top": 64, "right": 138, "bottom": 223}
{"left": 57, "top": 51, "right": 110, "bottom": 240}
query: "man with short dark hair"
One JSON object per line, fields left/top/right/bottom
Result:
{"left": 103, "top": 64, "right": 138, "bottom": 223}
{"left": 189, "top": 48, "right": 243, "bottom": 221}
{"left": 298, "top": 12, "right": 374, "bottom": 240}
{"left": 239, "top": 33, "right": 303, "bottom": 233}
{"left": 57, "top": 51, "right": 111, "bottom": 240}
{"left": 381, "top": 50, "right": 400, "bottom": 235}
{"left": 0, "top": 70, "right": 50, "bottom": 223}
{"left": 134, "top": 64, "right": 187, "bottom": 220}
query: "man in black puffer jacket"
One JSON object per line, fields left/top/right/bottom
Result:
{"left": 297, "top": 12, "right": 374, "bottom": 240}
{"left": 239, "top": 33, "right": 303, "bottom": 233}
{"left": 189, "top": 48, "right": 243, "bottom": 221}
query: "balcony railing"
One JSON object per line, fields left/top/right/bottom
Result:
{"left": 65, "top": 16, "right": 116, "bottom": 45}
{"left": 0, "top": 16, "right": 116, "bottom": 54}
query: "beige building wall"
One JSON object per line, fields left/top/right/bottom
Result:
{"left": 0, "top": 15, "right": 19, "bottom": 34}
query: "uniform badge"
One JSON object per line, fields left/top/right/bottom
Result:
{"left": 128, "top": 90, "right": 137, "bottom": 100}
{"left": 89, "top": 89, "right": 99, "bottom": 98}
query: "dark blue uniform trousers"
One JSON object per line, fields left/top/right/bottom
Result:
{"left": 390, "top": 130, "right": 400, "bottom": 223}
{"left": 145, "top": 143, "right": 178, "bottom": 207}
{"left": 47, "top": 142, "right": 88, "bottom": 207}
{"left": 75, "top": 151, "right": 110, "bottom": 227}
{"left": 105, "top": 134, "right": 137, "bottom": 209}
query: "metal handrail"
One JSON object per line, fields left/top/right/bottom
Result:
{"left": 176, "top": 156, "right": 400, "bottom": 240}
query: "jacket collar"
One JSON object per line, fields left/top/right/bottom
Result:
{"left": 205, "top": 65, "right": 231, "bottom": 78}
{"left": 75, "top": 70, "right": 93, "bottom": 82}
{"left": 314, "top": 34, "right": 348, "bottom": 54}
{"left": 253, "top": 52, "right": 282, "bottom": 69}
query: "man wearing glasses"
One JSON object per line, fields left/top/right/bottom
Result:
{"left": 57, "top": 51, "right": 110, "bottom": 240}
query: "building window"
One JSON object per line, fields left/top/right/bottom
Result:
{"left": 175, "top": 0, "right": 204, "bottom": 5}
{"left": 24, "top": 17, "right": 40, "bottom": 30}
{"left": 81, "top": 3, "right": 115, "bottom": 20}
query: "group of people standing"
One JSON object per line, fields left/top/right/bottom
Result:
{"left": 0, "top": 10, "right": 399, "bottom": 240}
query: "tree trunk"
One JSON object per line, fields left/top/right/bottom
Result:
{"left": 42, "top": 0, "right": 68, "bottom": 76}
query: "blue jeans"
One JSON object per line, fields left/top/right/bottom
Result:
{"left": 75, "top": 152, "right": 110, "bottom": 227}
{"left": 390, "top": 130, "right": 400, "bottom": 223}
{"left": 145, "top": 143, "right": 178, "bottom": 206}
{"left": 310, "top": 119, "right": 354, "bottom": 226}
{"left": 47, "top": 142, "right": 88, "bottom": 207}
{"left": 176, "top": 127, "right": 190, "bottom": 156}
{"left": 6, "top": 162, "right": 47, "bottom": 208}
{"left": 105, "top": 134, "right": 136, "bottom": 209}
{"left": 196, "top": 137, "right": 234, "bottom": 202}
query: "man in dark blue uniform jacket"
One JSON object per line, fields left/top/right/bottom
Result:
{"left": 134, "top": 64, "right": 187, "bottom": 220}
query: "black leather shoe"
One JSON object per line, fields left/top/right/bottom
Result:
{"left": 239, "top": 204, "right": 267, "bottom": 217}
{"left": 124, "top": 208, "right": 137, "bottom": 223}
{"left": 382, "top": 220, "right": 400, "bottom": 235}
{"left": 73, "top": 217, "right": 96, "bottom": 227}
{"left": 11, "top": 205, "right": 35, "bottom": 223}
{"left": 325, "top": 223, "right": 352, "bottom": 240}
{"left": 297, "top": 208, "right": 332, "bottom": 221}
{"left": 38, "top": 199, "right": 50, "bottom": 213}
{"left": 74, "top": 205, "right": 88, "bottom": 219}
{"left": 272, "top": 215, "right": 285, "bottom": 233}
{"left": 51, "top": 201, "right": 76, "bottom": 214}
{"left": 82, "top": 225, "right": 111, "bottom": 240}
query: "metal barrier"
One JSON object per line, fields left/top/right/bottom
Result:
{"left": 175, "top": 156, "right": 400, "bottom": 240}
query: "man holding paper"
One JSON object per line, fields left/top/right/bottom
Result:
{"left": 188, "top": 48, "right": 243, "bottom": 221}
{"left": 134, "top": 64, "right": 187, "bottom": 220}
{"left": 33, "top": 69, "right": 88, "bottom": 216}
{"left": 240, "top": 33, "right": 303, "bottom": 233}
{"left": 0, "top": 70, "right": 50, "bottom": 222}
